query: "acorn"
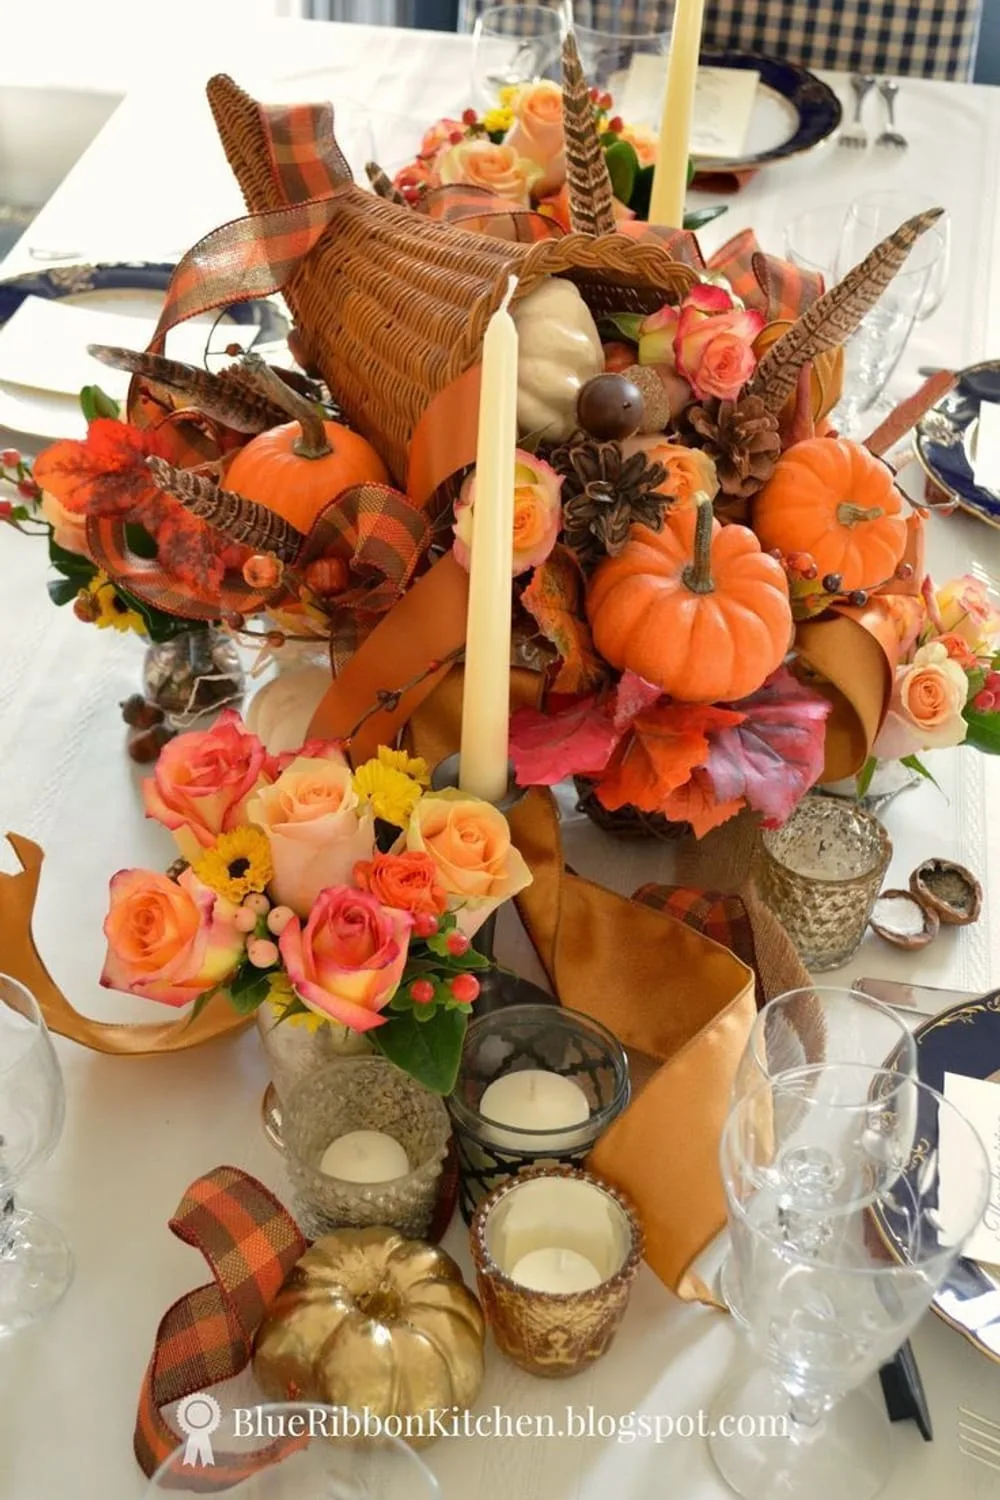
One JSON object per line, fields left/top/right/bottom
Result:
{"left": 120, "top": 693, "right": 165, "bottom": 730}
{"left": 577, "top": 373, "right": 644, "bottom": 441}
{"left": 127, "top": 724, "right": 176, "bottom": 763}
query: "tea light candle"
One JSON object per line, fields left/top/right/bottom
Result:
{"left": 479, "top": 1069, "right": 591, "bottom": 1152}
{"left": 509, "top": 1247, "right": 604, "bottom": 1293}
{"left": 320, "top": 1129, "right": 409, "bottom": 1183}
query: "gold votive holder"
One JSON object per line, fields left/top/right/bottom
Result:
{"left": 755, "top": 795, "right": 892, "bottom": 971}
{"left": 282, "top": 1057, "right": 451, "bottom": 1240}
{"left": 448, "top": 1004, "right": 630, "bottom": 1222}
{"left": 470, "top": 1166, "right": 643, "bottom": 1378}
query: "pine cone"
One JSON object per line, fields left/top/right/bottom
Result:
{"left": 547, "top": 435, "right": 668, "bottom": 571}
{"left": 681, "top": 395, "right": 781, "bottom": 501}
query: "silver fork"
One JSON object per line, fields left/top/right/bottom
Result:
{"left": 876, "top": 78, "right": 908, "bottom": 150}
{"left": 839, "top": 73, "right": 876, "bottom": 150}
{"left": 958, "top": 1407, "right": 1000, "bottom": 1472}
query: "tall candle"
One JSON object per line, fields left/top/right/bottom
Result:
{"left": 648, "top": 0, "right": 707, "bottom": 227}
{"left": 479, "top": 1068, "right": 592, "bottom": 1153}
{"left": 459, "top": 275, "right": 519, "bottom": 804}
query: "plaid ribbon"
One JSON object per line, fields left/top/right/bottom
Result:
{"left": 634, "top": 884, "right": 766, "bottom": 1010}
{"left": 708, "top": 228, "right": 825, "bottom": 320}
{"left": 418, "top": 184, "right": 560, "bottom": 242}
{"left": 134, "top": 1166, "right": 307, "bottom": 1482}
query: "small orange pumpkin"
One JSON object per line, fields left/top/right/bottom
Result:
{"left": 586, "top": 496, "right": 792, "bottom": 703}
{"left": 226, "top": 361, "right": 388, "bottom": 533}
{"left": 753, "top": 437, "right": 907, "bottom": 591}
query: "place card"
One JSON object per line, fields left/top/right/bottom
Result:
{"left": 974, "top": 401, "right": 1000, "bottom": 493}
{"left": 0, "top": 295, "right": 258, "bottom": 401}
{"left": 939, "top": 1071, "right": 1000, "bottom": 1267}
{"left": 689, "top": 66, "right": 760, "bottom": 159}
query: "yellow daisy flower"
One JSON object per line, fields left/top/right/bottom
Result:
{"left": 268, "top": 973, "right": 325, "bottom": 1032}
{"left": 498, "top": 84, "right": 522, "bottom": 109}
{"left": 353, "top": 759, "right": 424, "bottom": 827}
{"left": 483, "top": 105, "right": 515, "bottom": 135}
{"left": 88, "top": 573, "right": 146, "bottom": 635}
{"left": 376, "top": 745, "right": 430, "bottom": 788}
{"left": 194, "top": 826, "right": 273, "bottom": 902}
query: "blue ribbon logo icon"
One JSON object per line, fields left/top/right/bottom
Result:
{"left": 177, "top": 1393, "right": 222, "bottom": 1467}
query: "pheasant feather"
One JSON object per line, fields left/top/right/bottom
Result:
{"left": 749, "top": 208, "right": 944, "bottom": 415}
{"left": 365, "top": 161, "right": 407, "bottom": 205}
{"left": 561, "top": 32, "right": 617, "bottom": 237}
{"left": 87, "top": 346, "right": 289, "bottom": 433}
{"left": 145, "top": 455, "right": 304, "bottom": 561}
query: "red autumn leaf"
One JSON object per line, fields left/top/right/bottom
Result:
{"left": 521, "top": 546, "right": 606, "bottom": 694}
{"left": 510, "top": 698, "right": 619, "bottom": 786}
{"left": 598, "top": 701, "right": 745, "bottom": 813}
{"left": 703, "top": 666, "right": 832, "bottom": 826}
{"left": 33, "top": 418, "right": 170, "bottom": 519}
{"left": 611, "top": 670, "right": 663, "bottom": 733}
{"left": 659, "top": 769, "right": 745, "bottom": 838}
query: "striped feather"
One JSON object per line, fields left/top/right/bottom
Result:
{"left": 562, "top": 31, "right": 616, "bottom": 237}
{"left": 87, "top": 345, "right": 288, "bottom": 433}
{"left": 749, "top": 208, "right": 944, "bottom": 415}
{"left": 146, "top": 456, "right": 304, "bottom": 561}
{"left": 365, "top": 161, "right": 407, "bottom": 205}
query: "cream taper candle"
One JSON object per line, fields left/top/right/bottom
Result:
{"left": 459, "top": 275, "right": 519, "bottom": 803}
{"left": 648, "top": 0, "right": 706, "bottom": 227}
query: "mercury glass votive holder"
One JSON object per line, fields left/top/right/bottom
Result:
{"left": 282, "top": 1057, "right": 451, "bottom": 1239}
{"left": 448, "top": 1004, "right": 630, "bottom": 1222}
{"left": 470, "top": 1167, "right": 643, "bottom": 1377}
{"left": 755, "top": 795, "right": 892, "bottom": 971}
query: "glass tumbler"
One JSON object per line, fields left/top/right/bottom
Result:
{"left": 755, "top": 796, "right": 892, "bottom": 970}
{"left": 572, "top": 8, "right": 674, "bottom": 128}
{"left": 472, "top": 4, "right": 567, "bottom": 109}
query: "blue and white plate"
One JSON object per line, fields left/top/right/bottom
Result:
{"left": 0, "top": 261, "right": 288, "bottom": 442}
{"left": 915, "top": 360, "right": 1000, "bottom": 530}
{"left": 875, "top": 994, "right": 1000, "bottom": 1364}
{"left": 693, "top": 52, "right": 842, "bottom": 174}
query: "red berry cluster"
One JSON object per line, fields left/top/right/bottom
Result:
{"left": 588, "top": 85, "right": 614, "bottom": 111}
{"left": 1, "top": 446, "right": 40, "bottom": 501}
{"left": 408, "top": 971, "right": 480, "bottom": 1006}
{"left": 973, "top": 671, "right": 1000, "bottom": 713}
{"left": 770, "top": 547, "right": 915, "bottom": 611}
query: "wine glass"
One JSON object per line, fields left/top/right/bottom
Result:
{"left": 843, "top": 189, "right": 951, "bottom": 321}
{"left": 472, "top": 4, "right": 568, "bottom": 110}
{"left": 709, "top": 1064, "right": 990, "bottom": 1500}
{"left": 145, "top": 1402, "right": 442, "bottom": 1496}
{"left": 0, "top": 974, "right": 72, "bottom": 1335}
{"left": 572, "top": 11, "right": 673, "bottom": 129}
{"left": 720, "top": 988, "right": 917, "bottom": 1323}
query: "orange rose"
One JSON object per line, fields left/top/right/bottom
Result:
{"left": 405, "top": 789, "right": 532, "bottom": 935}
{"left": 248, "top": 755, "right": 374, "bottom": 917}
{"left": 143, "top": 711, "right": 271, "bottom": 863}
{"left": 101, "top": 868, "right": 244, "bottom": 1008}
{"left": 40, "top": 489, "right": 91, "bottom": 556}
{"left": 623, "top": 436, "right": 719, "bottom": 507}
{"left": 437, "top": 139, "right": 543, "bottom": 206}
{"left": 504, "top": 80, "right": 565, "bottom": 196}
{"left": 354, "top": 851, "right": 448, "bottom": 917}
{"left": 454, "top": 452, "right": 562, "bottom": 575}
{"left": 619, "top": 123, "right": 658, "bottom": 168}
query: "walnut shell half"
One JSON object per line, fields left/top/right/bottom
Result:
{"left": 869, "top": 889, "right": 939, "bottom": 949}
{"left": 909, "top": 859, "right": 983, "bottom": 926}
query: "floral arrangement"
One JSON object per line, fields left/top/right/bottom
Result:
{"left": 99, "top": 711, "right": 531, "bottom": 1092}
{"left": 392, "top": 81, "right": 725, "bottom": 234}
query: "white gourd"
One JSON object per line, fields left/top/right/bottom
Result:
{"left": 244, "top": 666, "right": 332, "bottom": 754}
{"left": 514, "top": 278, "right": 603, "bottom": 442}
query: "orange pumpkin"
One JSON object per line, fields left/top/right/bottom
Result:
{"left": 586, "top": 497, "right": 792, "bottom": 703}
{"left": 753, "top": 438, "right": 906, "bottom": 592}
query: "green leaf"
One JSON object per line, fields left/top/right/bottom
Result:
{"left": 855, "top": 756, "right": 878, "bottom": 798}
{"left": 962, "top": 708, "right": 1000, "bottom": 754}
{"left": 115, "top": 583, "right": 202, "bottom": 643}
{"left": 48, "top": 535, "right": 96, "bottom": 580}
{"left": 605, "top": 140, "right": 638, "bottom": 207}
{"left": 79, "top": 385, "right": 121, "bottom": 423}
{"left": 629, "top": 163, "right": 654, "bottom": 220}
{"left": 683, "top": 205, "right": 729, "bottom": 232}
{"left": 227, "top": 964, "right": 274, "bottom": 1015}
{"left": 603, "top": 312, "right": 643, "bottom": 344}
{"left": 899, "top": 753, "right": 940, "bottom": 790}
{"left": 48, "top": 577, "right": 81, "bottom": 607}
{"left": 124, "top": 522, "right": 158, "bottom": 560}
{"left": 687, "top": 157, "right": 696, "bottom": 186}
{"left": 372, "top": 1007, "right": 468, "bottom": 1095}
{"left": 184, "top": 989, "right": 218, "bottom": 1028}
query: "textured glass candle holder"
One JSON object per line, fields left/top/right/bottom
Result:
{"left": 470, "top": 1167, "right": 643, "bottom": 1377}
{"left": 282, "top": 1058, "right": 450, "bottom": 1239}
{"left": 256, "top": 1000, "right": 374, "bottom": 1148}
{"left": 756, "top": 796, "right": 892, "bottom": 971}
{"left": 448, "top": 1004, "right": 630, "bottom": 1222}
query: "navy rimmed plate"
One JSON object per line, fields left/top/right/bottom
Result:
{"left": 693, "top": 52, "right": 842, "bottom": 173}
{"left": 874, "top": 994, "right": 1000, "bottom": 1365}
{"left": 915, "top": 360, "right": 1000, "bottom": 530}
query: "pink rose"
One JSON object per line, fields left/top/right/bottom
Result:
{"left": 279, "top": 887, "right": 412, "bottom": 1032}
{"left": 143, "top": 710, "right": 271, "bottom": 863}
{"left": 637, "top": 305, "right": 693, "bottom": 417}
{"left": 270, "top": 737, "right": 349, "bottom": 776}
{"left": 101, "top": 868, "right": 244, "bottom": 1008}
{"left": 874, "top": 641, "right": 970, "bottom": 758}
{"left": 935, "top": 575, "right": 1000, "bottom": 654}
{"left": 454, "top": 452, "right": 562, "bottom": 576}
{"left": 247, "top": 754, "right": 375, "bottom": 917}
{"left": 673, "top": 284, "right": 765, "bottom": 401}
{"left": 504, "top": 80, "right": 565, "bottom": 197}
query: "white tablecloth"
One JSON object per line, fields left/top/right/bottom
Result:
{"left": 1, "top": 21, "right": 1000, "bottom": 1499}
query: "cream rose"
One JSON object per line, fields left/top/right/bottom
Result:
{"left": 874, "top": 641, "right": 970, "bottom": 758}
{"left": 622, "top": 436, "right": 719, "bottom": 508}
{"left": 437, "top": 138, "right": 543, "bottom": 206}
{"left": 453, "top": 452, "right": 562, "bottom": 575}
{"left": 504, "top": 80, "right": 565, "bottom": 196}
{"left": 247, "top": 754, "right": 375, "bottom": 917}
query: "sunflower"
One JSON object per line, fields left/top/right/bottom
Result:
{"left": 194, "top": 826, "right": 273, "bottom": 903}
{"left": 88, "top": 572, "right": 146, "bottom": 635}
{"left": 376, "top": 745, "right": 430, "bottom": 788}
{"left": 353, "top": 759, "right": 424, "bottom": 827}
{"left": 267, "top": 973, "right": 325, "bottom": 1032}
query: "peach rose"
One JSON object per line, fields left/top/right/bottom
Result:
{"left": 874, "top": 641, "right": 970, "bottom": 758}
{"left": 101, "top": 868, "right": 244, "bottom": 1008}
{"left": 935, "top": 575, "right": 1000, "bottom": 654}
{"left": 619, "top": 123, "right": 658, "bottom": 168}
{"left": 354, "top": 851, "right": 448, "bottom": 917}
{"left": 622, "top": 436, "right": 719, "bottom": 507}
{"left": 405, "top": 788, "right": 532, "bottom": 934}
{"left": 40, "top": 489, "right": 91, "bottom": 556}
{"left": 279, "top": 887, "right": 412, "bottom": 1032}
{"left": 454, "top": 452, "right": 562, "bottom": 576}
{"left": 674, "top": 285, "right": 765, "bottom": 402}
{"left": 247, "top": 754, "right": 374, "bottom": 918}
{"left": 143, "top": 711, "right": 271, "bottom": 864}
{"left": 437, "top": 138, "right": 543, "bottom": 206}
{"left": 504, "top": 80, "right": 565, "bottom": 196}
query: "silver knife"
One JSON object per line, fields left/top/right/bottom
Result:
{"left": 853, "top": 976, "right": 976, "bottom": 1017}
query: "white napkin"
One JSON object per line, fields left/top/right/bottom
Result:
{"left": 938, "top": 1071, "right": 1000, "bottom": 1267}
{"left": 973, "top": 402, "right": 1000, "bottom": 493}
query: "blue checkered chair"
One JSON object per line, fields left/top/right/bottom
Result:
{"left": 458, "top": 0, "right": 982, "bottom": 81}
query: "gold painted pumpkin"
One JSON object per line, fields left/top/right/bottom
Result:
{"left": 586, "top": 496, "right": 792, "bottom": 702}
{"left": 753, "top": 437, "right": 907, "bottom": 592}
{"left": 253, "top": 1228, "right": 485, "bottom": 1443}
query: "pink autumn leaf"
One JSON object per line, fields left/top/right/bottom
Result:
{"left": 611, "top": 670, "right": 663, "bottom": 733}
{"left": 510, "top": 699, "right": 619, "bottom": 786}
{"left": 702, "top": 666, "right": 832, "bottom": 826}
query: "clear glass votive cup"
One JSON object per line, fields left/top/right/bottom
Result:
{"left": 282, "top": 1057, "right": 451, "bottom": 1239}
{"left": 572, "top": 13, "right": 673, "bottom": 129}
{"left": 470, "top": 1166, "right": 643, "bottom": 1377}
{"left": 755, "top": 796, "right": 892, "bottom": 971}
{"left": 448, "top": 1003, "right": 630, "bottom": 1222}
